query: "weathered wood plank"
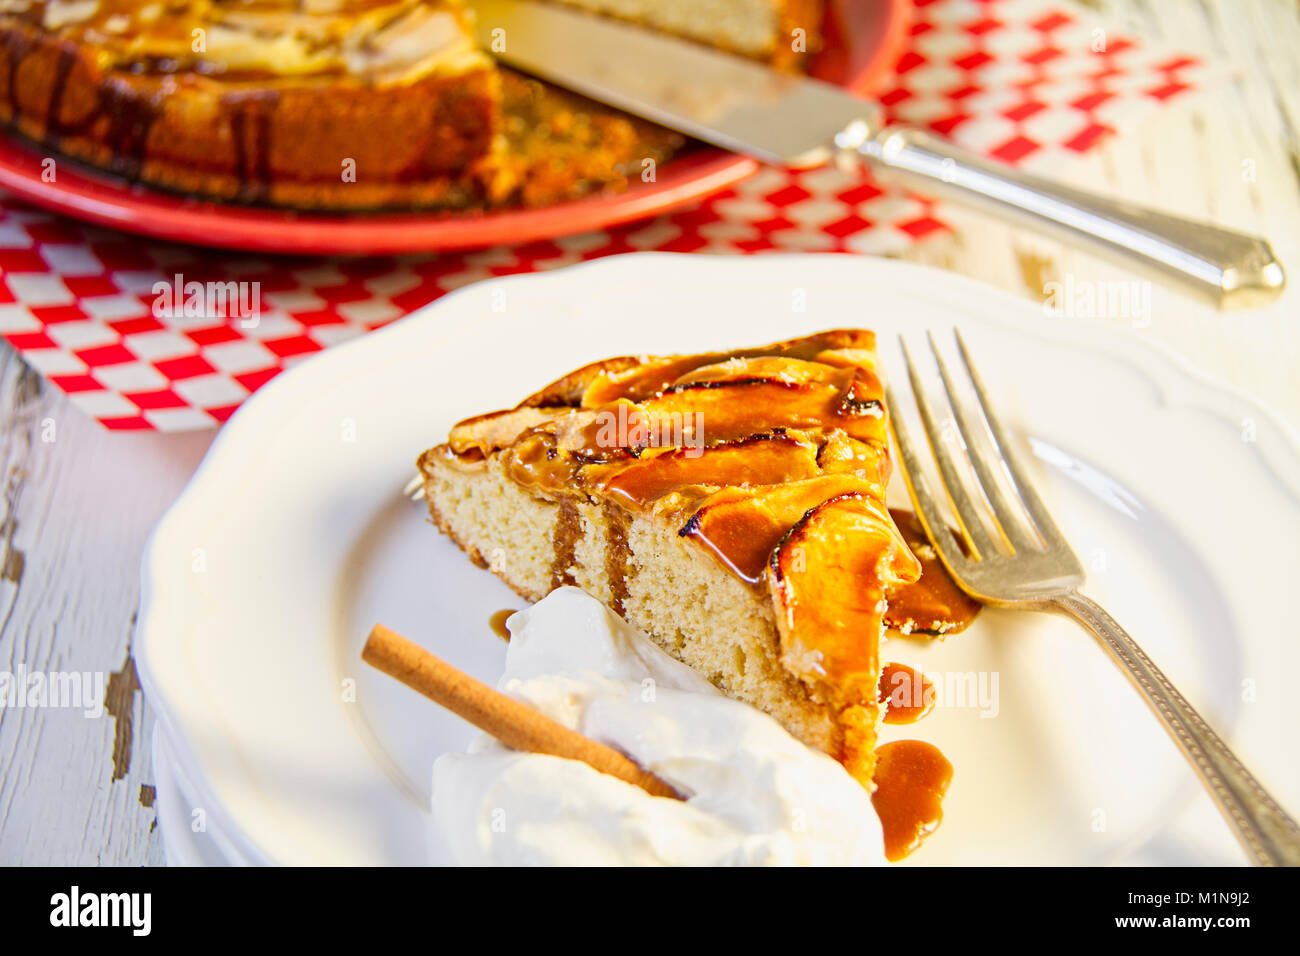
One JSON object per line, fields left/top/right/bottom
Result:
{"left": 0, "top": 344, "right": 212, "bottom": 865}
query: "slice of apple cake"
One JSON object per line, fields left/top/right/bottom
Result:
{"left": 418, "top": 330, "right": 920, "bottom": 787}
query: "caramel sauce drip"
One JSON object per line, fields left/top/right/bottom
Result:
{"left": 549, "top": 500, "right": 582, "bottom": 590}
{"left": 603, "top": 502, "right": 632, "bottom": 616}
{"left": 871, "top": 740, "right": 953, "bottom": 862}
{"left": 874, "top": 664, "right": 951, "bottom": 857}
{"left": 878, "top": 663, "right": 936, "bottom": 725}
{"left": 488, "top": 609, "right": 515, "bottom": 641}
{"left": 884, "top": 509, "right": 981, "bottom": 637}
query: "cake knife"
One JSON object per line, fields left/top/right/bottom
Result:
{"left": 468, "top": 0, "right": 1284, "bottom": 308}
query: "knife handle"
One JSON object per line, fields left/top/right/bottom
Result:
{"left": 852, "top": 127, "right": 1285, "bottom": 309}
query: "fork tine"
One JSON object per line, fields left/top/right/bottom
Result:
{"left": 886, "top": 382, "right": 972, "bottom": 576}
{"left": 927, "top": 331, "right": 1042, "bottom": 554}
{"left": 897, "top": 337, "right": 998, "bottom": 562}
{"left": 953, "top": 329, "right": 1076, "bottom": 555}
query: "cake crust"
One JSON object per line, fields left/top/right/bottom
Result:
{"left": 552, "top": 0, "right": 823, "bottom": 70}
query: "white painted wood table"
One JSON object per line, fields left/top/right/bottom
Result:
{"left": 1, "top": 0, "right": 1297, "bottom": 865}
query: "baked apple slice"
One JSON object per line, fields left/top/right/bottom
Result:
{"left": 768, "top": 492, "right": 921, "bottom": 782}
{"left": 680, "top": 474, "right": 883, "bottom": 582}
{"left": 587, "top": 434, "right": 822, "bottom": 509}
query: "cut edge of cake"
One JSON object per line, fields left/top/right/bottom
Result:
{"left": 421, "top": 449, "right": 846, "bottom": 759}
{"left": 553, "top": 0, "right": 824, "bottom": 70}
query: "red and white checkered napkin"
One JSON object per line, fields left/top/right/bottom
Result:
{"left": 0, "top": 0, "right": 1210, "bottom": 430}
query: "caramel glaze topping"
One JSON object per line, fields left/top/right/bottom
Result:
{"left": 10, "top": 0, "right": 485, "bottom": 80}
{"left": 435, "top": 330, "right": 941, "bottom": 785}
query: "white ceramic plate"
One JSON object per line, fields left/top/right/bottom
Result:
{"left": 136, "top": 253, "right": 1300, "bottom": 866}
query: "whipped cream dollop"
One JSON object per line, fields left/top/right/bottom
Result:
{"left": 431, "top": 587, "right": 887, "bottom": 866}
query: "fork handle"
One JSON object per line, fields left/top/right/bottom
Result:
{"left": 855, "top": 128, "right": 1285, "bottom": 309}
{"left": 1051, "top": 591, "right": 1300, "bottom": 866}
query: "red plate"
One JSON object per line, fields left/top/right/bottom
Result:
{"left": 0, "top": 0, "right": 910, "bottom": 254}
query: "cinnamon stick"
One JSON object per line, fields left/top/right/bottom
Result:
{"left": 362, "top": 624, "right": 683, "bottom": 801}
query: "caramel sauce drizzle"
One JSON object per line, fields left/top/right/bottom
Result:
{"left": 871, "top": 740, "right": 953, "bottom": 862}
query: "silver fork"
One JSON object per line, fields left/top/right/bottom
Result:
{"left": 888, "top": 330, "right": 1300, "bottom": 867}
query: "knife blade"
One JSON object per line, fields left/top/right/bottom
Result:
{"left": 467, "top": 0, "right": 1283, "bottom": 307}
{"left": 469, "top": 0, "right": 875, "bottom": 167}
